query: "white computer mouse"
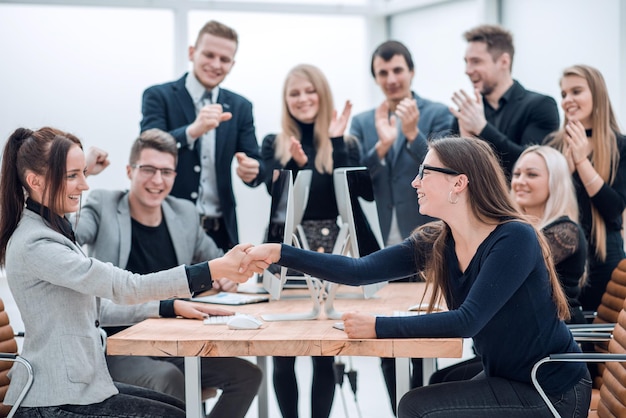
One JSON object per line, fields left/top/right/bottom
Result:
{"left": 227, "top": 314, "right": 263, "bottom": 330}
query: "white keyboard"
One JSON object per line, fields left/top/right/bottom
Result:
{"left": 203, "top": 315, "right": 233, "bottom": 325}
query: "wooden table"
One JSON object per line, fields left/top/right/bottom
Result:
{"left": 107, "top": 283, "right": 463, "bottom": 418}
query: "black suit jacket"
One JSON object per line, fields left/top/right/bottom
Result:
{"left": 140, "top": 73, "right": 264, "bottom": 245}
{"left": 452, "top": 80, "right": 559, "bottom": 177}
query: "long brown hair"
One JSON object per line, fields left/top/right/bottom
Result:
{"left": 545, "top": 64, "right": 621, "bottom": 261}
{"left": 275, "top": 64, "right": 335, "bottom": 174}
{"left": 0, "top": 127, "right": 82, "bottom": 265}
{"left": 412, "top": 137, "right": 570, "bottom": 320}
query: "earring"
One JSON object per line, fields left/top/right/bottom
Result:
{"left": 448, "top": 190, "right": 459, "bottom": 204}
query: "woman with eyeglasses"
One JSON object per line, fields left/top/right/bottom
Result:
{"left": 242, "top": 136, "right": 591, "bottom": 417}
{"left": 0, "top": 127, "right": 265, "bottom": 417}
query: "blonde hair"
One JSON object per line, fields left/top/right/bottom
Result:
{"left": 512, "top": 145, "right": 579, "bottom": 228}
{"left": 413, "top": 137, "right": 571, "bottom": 320}
{"left": 274, "top": 64, "right": 334, "bottom": 174}
{"left": 545, "top": 64, "right": 621, "bottom": 261}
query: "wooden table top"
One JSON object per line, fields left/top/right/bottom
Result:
{"left": 106, "top": 283, "right": 463, "bottom": 359}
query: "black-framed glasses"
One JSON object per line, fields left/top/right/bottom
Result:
{"left": 418, "top": 164, "right": 461, "bottom": 180}
{"left": 131, "top": 164, "right": 177, "bottom": 179}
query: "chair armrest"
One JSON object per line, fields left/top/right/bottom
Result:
{"left": 570, "top": 331, "right": 612, "bottom": 342}
{"left": 0, "top": 354, "right": 34, "bottom": 418}
{"left": 567, "top": 323, "right": 615, "bottom": 332}
{"left": 531, "top": 353, "right": 626, "bottom": 418}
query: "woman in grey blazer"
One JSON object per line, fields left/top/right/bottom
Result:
{"left": 0, "top": 127, "right": 263, "bottom": 418}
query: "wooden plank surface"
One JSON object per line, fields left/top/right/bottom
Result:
{"left": 107, "top": 283, "right": 463, "bottom": 359}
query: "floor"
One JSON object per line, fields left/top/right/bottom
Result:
{"left": 1, "top": 274, "right": 473, "bottom": 418}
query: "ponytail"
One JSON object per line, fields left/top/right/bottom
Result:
{"left": 0, "top": 128, "right": 33, "bottom": 265}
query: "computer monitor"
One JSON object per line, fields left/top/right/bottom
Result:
{"left": 261, "top": 169, "right": 322, "bottom": 321}
{"left": 326, "top": 167, "right": 387, "bottom": 319}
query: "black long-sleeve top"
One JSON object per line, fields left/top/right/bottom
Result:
{"left": 277, "top": 221, "right": 586, "bottom": 395}
{"left": 261, "top": 121, "right": 361, "bottom": 221}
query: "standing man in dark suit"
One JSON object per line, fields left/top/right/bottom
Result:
{"left": 450, "top": 24, "right": 560, "bottom": 177}
{"left": 349, "top": 40, "right": 453, "bottom": 415}
{"left": 140, "top": 20, "right": 264, "bottom": 252}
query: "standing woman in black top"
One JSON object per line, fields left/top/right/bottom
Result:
{"left": 545, "top": 64, "right": 626, "bottom": 312}
{"left": 261, "top": 63, "right": 360, "bottom": 418}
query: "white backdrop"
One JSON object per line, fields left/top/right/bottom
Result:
{"left": 0, "top": 0, "right": 624, "bottom": 245}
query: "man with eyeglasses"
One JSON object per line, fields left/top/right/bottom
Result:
{"left": 140, "top": 20, "right": 265, "bottom": 252}
{"left": 72, "top": 128, "right": 262, "bottom": 418}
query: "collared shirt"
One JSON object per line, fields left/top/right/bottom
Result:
{"left": 185, "top": 73, "right": 221, "bottom": 217}
{"left": 483, "top": 82, "right": 515, "bottom": 130}
{"left": 25, "top": 198, "right": 76, "bottom": 242}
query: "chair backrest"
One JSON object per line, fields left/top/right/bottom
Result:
{"left": 592, "top": 259, "right": 626, "bottom": 388}
{"left": 0, "top": 298, "right": 18, "bottom": 417}
{"left": 596, "top": 289, "right": 626, "bottom": 417}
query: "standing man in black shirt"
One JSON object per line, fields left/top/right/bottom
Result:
{"left": 450, "top": 24, "right": 560, "bottom": 177}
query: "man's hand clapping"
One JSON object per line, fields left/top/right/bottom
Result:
{"left": 450, "top": 88, "right": 487, "bottom": 137}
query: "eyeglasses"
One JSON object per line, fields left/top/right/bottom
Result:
{"left": 131, "top": 164, "right": 177, "bottom": 179}
{"left": 418, "top": 164, "right": 461, "bottom": 180}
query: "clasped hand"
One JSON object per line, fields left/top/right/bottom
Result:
{"left": 237, "top": 244, "right": 378, "bottom": 338}
{"left": 450, "top": 88, "right": 487, "bottom": 137}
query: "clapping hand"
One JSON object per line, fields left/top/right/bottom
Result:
{"left": 289, "top": 137, "right": 308, "bottom": 167}
{"left": 395, "top": 97, "right": 419, "bottom": 142}
{"left": 374, "top": 101, "right": 397, "bottom": 159}
{"left": 235, "top": 152, "right": 260, "bottom": 183}
{"left": 564, "top": 120, "right": 591, "bottom": 168}
{"left": 450, "top": 88, "right": 487, "bottom": 137}
{"left": 329, "top": 100, "right": 352, "bottom": 138}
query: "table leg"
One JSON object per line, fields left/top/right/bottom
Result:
{"left": 422, "top": 358, "right": 437, "bottom": 386}
{"left": 395, "top": 358, "right": 438, "bottom": 410}
{"left": 256, "top": 356, "right": 268, "bottom": 418}
{"left": 184, "top": 356, "right": 203, "bottom": 418}
{"left": 395, "top": 357, "right": 410, "bottom": 411}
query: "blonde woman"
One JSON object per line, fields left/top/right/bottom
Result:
{"left": 511, "top": 145, "right": 587, "bottom": 323}
{"left": 545, "top": 64, "right": 626, "bottom": 312}
{"left": 260, "top": 64, "right": 360, "bottom": 418}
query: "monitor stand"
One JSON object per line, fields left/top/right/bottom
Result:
{"left": 323, "top": 224, "right": 386, "bottom": 319}
{"left": 261, "top": 275, "right": 323, "bottom": 321}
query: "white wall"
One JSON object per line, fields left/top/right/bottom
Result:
{"left": 0, "top": 5, "right": 370, "bottom": 245}
{"left": 502, "top": 0, "right": 624, "bottom": 123}
{"left": 387, "top": 0, "right": 625, "bottom": 126}
{"left": 0, "top": 1, "right": 624, "bottom": 246}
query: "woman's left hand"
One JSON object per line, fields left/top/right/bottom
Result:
{"left": 342, "top": 311, "right": 377, "bottom": 338}
{"left": 564, "top": 120, "right": 590, "bottom": 166}
{"left": 329, "top": 100, "right": 352, "bottom": 138}
{"left": 173, "top": 300, "right": 234, "bottom": 320}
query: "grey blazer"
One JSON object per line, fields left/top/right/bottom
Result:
{"left": 5, "top": 210, "right": 193, "bottom": 407}
{"left": 73, "top": 189, "right": 223, "bottom": 326}
{"left": 350, "top": 92, "right": 453, "bottom": 242}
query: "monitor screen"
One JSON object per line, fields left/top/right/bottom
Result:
{"left": 331, "top": 167, "right": 387, "bottom": 301}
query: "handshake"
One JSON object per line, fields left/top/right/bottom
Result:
{"left": 211, "top": 243, "right": 282, "bottom": 283}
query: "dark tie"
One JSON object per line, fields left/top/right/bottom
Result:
{"left": 201, "top": 90, "right": 212, "bottom": 105}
